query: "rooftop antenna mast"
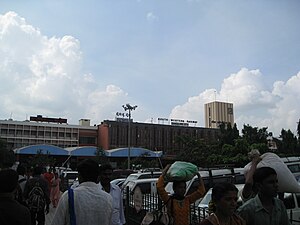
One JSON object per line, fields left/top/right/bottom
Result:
{"left": 214, "top": 90, "right": 217, "bottom": 101}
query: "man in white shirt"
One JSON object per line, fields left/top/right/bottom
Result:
{"left": 99, "top": 164, "right": 126, "bottom": 225}
{"left": 51, "top": 159, "right": 113, "bottom": 225}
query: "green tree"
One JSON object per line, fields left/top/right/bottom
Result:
{"left": 218, "top": 123, "right": 240, "bottom": 146}
{"left": 232, "top": 123, "right": 240, "bottom": 140}
{"left": 297, "top": 119, "right": 300, "bottom": 139}
{"left": 234, "top": 138, "right": 250, "bottom": 155}
{"left": 95, "top": 147, "right": 108, "bottom": 165}
{"left": 27, "top": 150, "right": 56, "bottom": 168}
{"left": 297, "top": 119, "right": 300, "bottom": 150}
{"left": 250, "top": 143, "right": 269, "bottom": 154}
{"left": 242, "top": 124, "right": 268, "bottom": 145}
{"left": 176, "top": 136, "right": 210, "bottom": 167}
{"left": 279, "top": 129, "right": 298, "bottom": 154}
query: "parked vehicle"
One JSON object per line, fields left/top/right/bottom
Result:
{"left": 111, "top": 178, "right": 126, "bottom": 188}
{"left": 121, "top": 171, "right": 162, "bottom": 189}
{"left": 165, "top": 168, "right": 245, "bottom": 197}
{"left": 60, "top": 171, "right": 78, "bottom": 191}
{"left": 124, "top": 178, "right": 159, "bottom": 211}
{"left": 283, "top": 192, "right": 300, "bottom": 224}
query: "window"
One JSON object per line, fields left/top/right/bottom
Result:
{"left": 139, "top": 174, "right": 151, "bottom": 179}
{"left": 296, "top": 193, "right": 300, "bottom": 206}
{"left": 287, "top": 164, "right": 300, "bottom": 173}
{"left": 1, "top": 129, "right": 8, "bottom": 135}
{"left": 79, "top": 137, "right": 96, "bottom": 144}
{"left": 283, "top": 193, "right": 295, "bottom": 209}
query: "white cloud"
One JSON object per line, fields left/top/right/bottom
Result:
{"left": 169, "top": 68, "right": 300, "bottom": 136}
{"left": 0, "top": 11, "right": 129, "bottom": 124}
{"left": 146, "top": 12, "right": 159, "bottom": 23}
{"left": 85, "top": 85, "right": 128, "bottom": 123}
{"left": 1, "top": 11, "right": 299, "bottom": 137}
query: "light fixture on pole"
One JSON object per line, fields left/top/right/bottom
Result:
{"left": 122, "top": 103, "right": 137, "bottom": 169}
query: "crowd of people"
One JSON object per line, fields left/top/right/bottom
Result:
{"left": 0, "top": 163, "right": 62, "bottom": 225}
{"left": 0, "top": 156, "right": 295, "bottom": 225}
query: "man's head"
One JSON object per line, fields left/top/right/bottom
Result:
{"left": 33, "top": 166, "right": 43, "bottom": 176}
{"left": 0, "top": 169, "right": 18, "bottom": 193}
{"left": 253, "top": 167, "right": 278, "bottom": 197}
{"left": 99, "top": 164, "right": 113, "bottom": 185}
{"left": 211, "top": 182, "right": 238, "bottom": 216}
{"left": 77, "top": 159, "right": 99, "bottom": 183}
{"left": 172, "top": 181, "right": 186, "bottom": 199}
{"left": 17, "top": 164, "right": 26, "bottom": 176}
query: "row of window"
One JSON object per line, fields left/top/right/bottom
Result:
{"left": 3, "top": 138, "right": 78, "bottom": 149}
{"left": 0, "top": 129, "right": 78, "bottom": 139}
{"left": 0, "top": 124, "right": 77, "bottom": 132}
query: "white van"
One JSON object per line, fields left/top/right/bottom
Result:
{"left": 124, "top": 178, "right": 159, "bottom": 211}
{"left": 125, "top": 178, "right": 158, "bottom": 195}
{"left": 283, "top": 192, "right": 300, "bottom": 224}
{"left": 121, "top": 171, "right": 162, "bottom": 189}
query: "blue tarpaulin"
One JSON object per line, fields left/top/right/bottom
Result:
{"left": 14, "top": 145, "right": 163, "bottom": 157}
{"left": 14, "top": 144, "right": 68, "bottom": 156}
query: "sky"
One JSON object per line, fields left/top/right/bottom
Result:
{"left": 0, "top": 0, "right": 300, "bottom": 136}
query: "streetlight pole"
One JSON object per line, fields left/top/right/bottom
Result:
{"left": 122, "top": 103, "right": 137, "bottom": 169}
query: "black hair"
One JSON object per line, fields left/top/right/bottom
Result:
{"left": 33, "top": 166, "right": 43, "bottom": 176}
{"left": 0, "top": 169, "right": 18, "bottom": 193}
{"left": 17, "top": 164, "right": 26, "bottom": 175}
{"left": 212, "top": 182, "right": 238, "bottom": 202}
{"left": 99, "top": 164, "right": 113, "bottom": 174}
{"left": 172, "top": 180, "right": 186, "bottom": 190}
{"left": 253, "top": 167, "right": 277, "bottom": 184}
{"left": 77, "top": 159, "right": 99, "bottom": 182}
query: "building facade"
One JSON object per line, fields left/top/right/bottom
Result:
{"left": 99, "top": 120, "right": 220, "bottom": 155}
{"left": 0, "top": 116, "right": 97, "bottom": 149}
{"left": 1, "top": 116, "right": 220, "bottom": 155}
{"left": 204, "top": 101, "right": 234, "bottom": 128}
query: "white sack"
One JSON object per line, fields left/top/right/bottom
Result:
{"left": 244, "top": 152, "right": 300, "bottom": 193}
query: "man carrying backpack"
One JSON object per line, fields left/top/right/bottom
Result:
{"left": 24, "top": 166, "right": 50, "bottom": 225}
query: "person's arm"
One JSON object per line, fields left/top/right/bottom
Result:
{"left": 186, "top": 173, "right": 206, "bottom": 204}
{"left": 242, "top": 156, "right": 261, "bottom": 201}
{"left": 156, "top": 165, "right": 171, "bottom": 203}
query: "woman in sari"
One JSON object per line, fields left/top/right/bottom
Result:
{"left": 50, "top": 173, "right": 61, "bottom": 208}
{"left": 200, "top": 182, "right": 245, "bottom": 225}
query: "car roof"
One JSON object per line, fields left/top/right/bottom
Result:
{"left": 63, "top": 171, "right": 78, "bottom": 174}
{"left": 205, "top": 183, "right": 245, "bottom": 193}
{"left": 127, "top": 178, "right": 158, "bottom": 183}
{"left": 129, "top": 171, "right": 162, "bottom": 175}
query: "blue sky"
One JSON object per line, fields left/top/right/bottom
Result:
{"left": 0, "top": 0, "right": 300, "bottom": 136}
